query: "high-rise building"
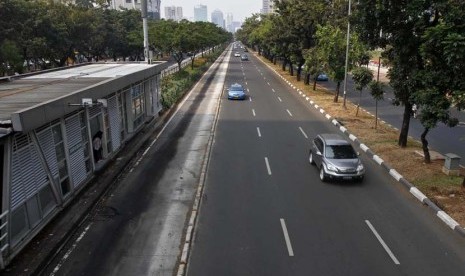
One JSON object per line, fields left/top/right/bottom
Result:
{"left": 111, "top": 0, "right": 161, "bottom": 20}
{"left": 211, "top": 9, "right": 225, "bottom": 29}
{"left": 194, "top": 4, "right": 208, "bottom": 22}
{"left": 262, "top": 0, "right": 276, "bottom": 14}
{"left": 165, "top": 6, "right": 183, "bottom": 21}
{"left": 226, "top": 13, "right": 233, "bottom": 32}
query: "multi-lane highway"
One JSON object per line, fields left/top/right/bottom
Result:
{"left": 186, "top": 47, "right": 465, "bottom": 275}
{"left": 37, "top": 46, "right": 465, "bottom": 276}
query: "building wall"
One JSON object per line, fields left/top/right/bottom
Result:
{"left": 165, "top": 6, "right": 183, "bottom": 21}
{"left": 211, "top": 9, "right": 225, "bottom": 29}
{"left": 194, "top": 4, "right": 208, "bottom": 22}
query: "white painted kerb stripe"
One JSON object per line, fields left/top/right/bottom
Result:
{"left": 280, "top": 219, "right": 294, "bottom": 256}
{"left": 349, "top": 134, "right": 357, "bottom": 141}
{"left": 389, "top": 169, "right": 402, "bottom": 181}
{"left": 360, "top": 144, "right": 369, "bottom": 152}
{"left": 365, "top": 220, "right": 400, "bottom": 265}
{"left": 409, "top": 187, "right": 427, "bottom": 203}
{"left": 265, "top": 157, "right": 272, "bottom": 175}
{"left": 373, "top": 155, "right": 384, "bottom": 165}
{"left": 437, "top": 211, "right": 460, "bottom": 229}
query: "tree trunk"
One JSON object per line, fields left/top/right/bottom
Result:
{"left": 289, "top": 62, "right": 294, "bottom": 76}
{"left": 191, "top": 57, "right": 194, "bottom": 69}
{"left": 296, "top": 67, "right": 301, "bottom": 81}
{"left": 304, "top": 73, "right": 310, "bottom": 85}
{"left": 421, "top": 127, "right": 431, "bottom": 163}
{"left": 356, "top": 90, "right": 362, "bottom": 116}
{"left": 334, "top": 82, "right": 341, "bottom": 102}
{"left": 462, "top": 177, "right": 465, "bottom": 188}
{"left": 282, "top": 60, "right": 286, "bottom": 71}
{"left": 398, "top": 103, "right": 412, "bottom": 147}
{"left": 313, "top": 79, "right": 317, "bottom": 91}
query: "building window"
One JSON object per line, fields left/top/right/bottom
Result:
{"left": 131, "top": 84, "right": 145, "bottom": 129}
{"left": 52, "top": 125, "right": 70, "bottom": 197}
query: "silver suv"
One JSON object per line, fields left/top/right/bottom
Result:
{"left": 309, "top": 133, "right": 365, "bottom": 182}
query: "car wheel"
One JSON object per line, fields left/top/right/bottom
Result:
{"left": 355, "top": 176, "right": 364, "bottom": 183}
{"left": 319, "top": 166, "right": 327, "bottom": 182}
{"left": 309, "top": 151, "right": 315, "bottom": 165}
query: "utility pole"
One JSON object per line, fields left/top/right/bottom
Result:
{"left": 141, "top": 0, "right": 150, "bottom": 64}
{"left": 342, "top": 0, "right": 351, "bottom": 108}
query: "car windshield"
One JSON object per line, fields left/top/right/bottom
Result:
{"left": 325, "top": 145, "right": 357, "bottom": 159}
{"left": 230, "top": 86, "right": 243, "bottom": 91}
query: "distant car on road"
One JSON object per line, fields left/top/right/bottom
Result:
{"left": 315, "top": 73, "right": 329, "bottom": 81}
{"left": 309, "top": 133, "right": 365, "bottom": 182}
{"left": 234, "top": 52, "right": 241, "bottom": 57}
{"left": 241, "top": 54, "right": 248, "bottom": 61}
{"left": 227, "top": 83, "right": 246, "bottom": 100}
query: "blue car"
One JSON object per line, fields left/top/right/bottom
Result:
{"left": 228, "top": 83, "right": 246, "bottom": 100}
{"left": 316, "top": 73, "right": 329, "bottom": 81}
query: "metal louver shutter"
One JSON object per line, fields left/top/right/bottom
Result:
{"left": 89, "top": 105, "right": 101, "bottom": 118}
{"left": 65, "top": 115, "right": 87, "bottom": 188}
{"left": 108, "top": 96, "right": 121, "bottom": 151}
{"left": 36, "top": 128, "right": 59, "bottom": 179}
{"left": 11, "top": 134, "right": 48, "bottom": 210}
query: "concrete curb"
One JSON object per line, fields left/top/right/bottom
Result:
{"left": 257, "top": 54, "right": 465, "bottom": 239}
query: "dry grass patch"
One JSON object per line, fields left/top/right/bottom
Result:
{"left": 259, "top": 55, "right": 465, "bottom": 227}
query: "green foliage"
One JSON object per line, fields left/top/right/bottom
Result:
{"left": 352, "top": 67, "right": 373, "bottom": 92}
{"left": 369, "top": 81, "right": 385, "bottom": 101}
{"left": 160, "top": 50, "right": 222, "bottom": 110}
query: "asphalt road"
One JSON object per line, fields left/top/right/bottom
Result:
{"left": 316, "top": 74, "right": 465, "bottom": 166}
{"left": 38, "top": 50, "right": 229, "bottom": 275}
{"left": 186, "top": 49, "right": 465, "bottom": 275}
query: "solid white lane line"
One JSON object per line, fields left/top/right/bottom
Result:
{"left": 299, "top": 127, "right": 308, "bottom": 139}
{"left": 252, "top": 109, "right": 256, "bottom": 117}
{"left": 286, "top": 109, "right": 293, "bottom": 117}
{"left": 280, "top": 219, "right": 294, "bottom": 257}
{"left": 257, "top": 127, "right": 262, "bottom": 137}
{"left": 365, "top": 220, "right": 400, "bottom": 265}
{"left": 264, "top": 157, "right": 272, "bottom": 175}
{"left": 278, "top": 97, "right": 282, "bottom": 102}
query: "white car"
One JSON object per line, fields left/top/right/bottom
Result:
{"left": 234, "top": 52, "right": 241, "bottom": 57}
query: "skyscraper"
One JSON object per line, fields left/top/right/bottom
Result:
{"left": 226, "top": 13, "right": 233, "bottom": 32}
{"left": 262, "top": 0, "right": 276, "bottom": 14}
{"left": 194, "top": 4, "right": 208, "bottom": 22}
{"left": 165, "top": 6, "right": 183, "bottom": 21}
{"left": 111, "top": 0, "right": 161, "bottom": 20}
{"left": 211, "top": 9, "right": 225, "bottom": 29}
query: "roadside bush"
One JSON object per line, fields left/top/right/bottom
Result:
{"left": 160, "top": 49, "right": 223, "bottom": 110}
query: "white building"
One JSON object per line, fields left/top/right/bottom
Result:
{"left": 194, "top": 4, "right": 208, "bottom": 22}
{"left": 211, "top": 9, "right": 225, "bottom": 29}
{"left": 165, "top": 6, "right": 183, "bottom": 21}
{"left": 111, "top": 0, "right": 161, "bottom": 20}
{"left": 262, "top": 0, "right": 276, "bottom": 14}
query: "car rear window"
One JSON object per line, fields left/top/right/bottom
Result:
{"left": 325, "top": 145, "right": 357, "bottom": 159}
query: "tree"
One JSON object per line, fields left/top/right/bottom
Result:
{"left": 353, "top": 0, "right": 445, "bottom": 148}
{"left": 369, "top": 81, "right": 385, "bottom": 129}
{"left": 352, "top": 67, "right": 373, "bottom": 116}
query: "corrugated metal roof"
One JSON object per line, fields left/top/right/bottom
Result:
{"left": 0, "top": 62, "right": 165, "bottom": 132}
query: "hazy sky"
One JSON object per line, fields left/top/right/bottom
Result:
{"left": 161, "top": 0, "right": 262, "bottom": 22}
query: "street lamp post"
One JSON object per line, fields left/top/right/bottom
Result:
{"left": 342, "top": 0, "right": 352, "bottom": 108}
{"left": 141, "top": 0, "right": 150, "bottom": 64}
